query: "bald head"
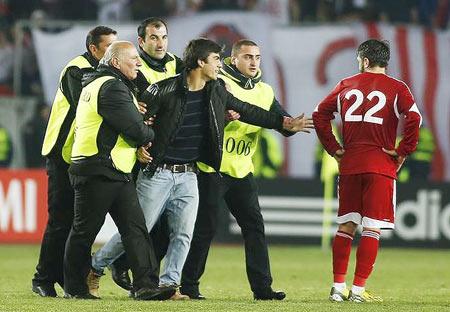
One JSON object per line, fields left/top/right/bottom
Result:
{"left": 100, "top": 41, "right": 142, "bottom": 80}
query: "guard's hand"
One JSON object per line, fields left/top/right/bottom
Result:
{"left": 137, "top": 144, "right": 153, "bottom": 164}
{"left": 144, "top": 114, "right": 156, "bottom": 126}
{"left": 138, "top": 102, "right": 147, "bottom": 115}
{"left": 282, "top": 114, "right": 314, "bottom": 133}
{"left": 225, "top": 110, "right": 240, "bottom": 121}
{"left": 334, "top": 149, "right": 345, "bottom": 165}
{"left": 382, "top": 148, "right": 405, "bottom": 172}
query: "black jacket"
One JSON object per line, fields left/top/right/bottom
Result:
{"left": 140, "top": 70, "right": 285, "bottom": 176}
{"left": 220, "top": 58, "right": 294, "bottom": 138}
{"left": 69, "top": 65, "right": 154, "bottom": 181}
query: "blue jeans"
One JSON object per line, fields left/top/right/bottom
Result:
{"left": 92, "top": 168, "right": 199, "bottom": 286}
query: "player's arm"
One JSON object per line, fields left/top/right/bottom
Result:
{"left": 312, "top": 82, "right": 343, "bottom": 156}
{"left": 394, "top": 85, "right": 422, "bottom": 157}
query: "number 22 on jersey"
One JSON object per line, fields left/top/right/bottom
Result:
{"left": 342, "top": 89, "right": 386, "bottom": 125}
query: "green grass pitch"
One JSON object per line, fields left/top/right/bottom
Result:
{"left": 0, "top": 244, "right": 448, "bottom": 311}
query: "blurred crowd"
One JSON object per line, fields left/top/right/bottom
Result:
{"left": 0, "top": 0, "right": 447, "bottom": 171}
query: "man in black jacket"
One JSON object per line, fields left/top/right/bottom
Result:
{"left": 63, "top": 41, "right": 174, "bottom": 301}
{"left": 181, "top": 39, "right": 313, "bottom": 300}
{"left": 92, "top": 38, "right": 311, "bottom": 294}
{"left": 32, "top": 26, "right": 117, "bottom": 297}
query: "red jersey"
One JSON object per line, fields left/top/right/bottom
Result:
{"left": 313, "top": 72, "right": 422, "bottom": 178}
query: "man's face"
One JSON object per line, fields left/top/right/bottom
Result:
{"left": 91, "top": 33, "right": 117, "bottom": 61}
{"left": 117, "top": 46, "right": 142, "bottom": 80}
{"left": 231, "top": 45, "right": 261, "bottom": 78}
{"left": 201, "top": 52, "right": 222, "bottom": 81}
{"left": 138, "top": 24, "right": 168, "bottom": 60}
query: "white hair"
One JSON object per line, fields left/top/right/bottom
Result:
{"left": 99, "top": 40, "right": 134, "bottom": 66}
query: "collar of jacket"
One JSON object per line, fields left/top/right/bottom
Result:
{"left": 83, "top": 65, "right": 139, "bottom": 95}
{"left": 82, "top": 51, "right": 99, "bottom": 68}
{"left": 176, "top": 69, "right": 216, "bottom": 95}
{"left": 139, "top": 48, "right": 174, "bottom": 73}
{"left": 221, "top": 57, "right": 261, "bottom": 90}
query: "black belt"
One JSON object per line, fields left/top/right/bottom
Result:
{"left": 159, "top": 163, "right": 198, "bottom": 173}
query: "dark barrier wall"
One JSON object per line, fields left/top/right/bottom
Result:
{"left": 216, "top": 178, "right": 450, "bottom": 248}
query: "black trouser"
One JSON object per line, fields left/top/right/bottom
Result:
{"left": 112, "top": 213, "right": 170, "bottom": 274}
{"left": 181, "top": 172, "right": 273, "bottom": 295}
{"left": 64, "top": 175, "right": 159, "bottom": 295}
{"left": 33, "top": 158, "right": 74, "bottom": 287}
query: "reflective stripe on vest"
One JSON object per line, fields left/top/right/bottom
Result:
{"left": 41, "top": 55, "right": 92, "bottom": 163}
{"left": 197, "top": 74, "right": 274, "bottom": 178}
{"left": 71, "top": 76, "right": 138, "bottom": 173}
{"left": 139, "top": 52, "right": 177, "bottom": 84}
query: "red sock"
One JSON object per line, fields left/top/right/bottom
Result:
{"left": 332, "top": 230, "right": 354, "bottom": 283}
{"left": 353, "top": 230, "right": 380, "bottom": 287}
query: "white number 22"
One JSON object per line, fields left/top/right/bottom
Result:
{"left": 344, "top": 89, "right": 386, "bottom": 125}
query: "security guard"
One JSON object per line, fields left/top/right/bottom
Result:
{"left": 0, "top": 125, "right": 12, "bottom": 167}
{"left": 63, "top": 41, "right": 174, "bottom": 301}
{"left": 89, "top": 17, "right": 183, "bottom": 296}
{"left": 398, "top": 126, "right": 434, "bottom": 182}
{"left": 31, "top": 26, "right": 117, "bottom": 297}
{"left": 180, "top": 39, "right": 313, "bottom": 300}
{"left": 134, "top": 17, "right": 183, "bottom": 90}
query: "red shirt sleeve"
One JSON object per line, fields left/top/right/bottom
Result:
{"left": 395, "top": 83, "right": 422, "bottom": 157}
{"left": 312, "top": 82, "right": 343, "bottom": 156}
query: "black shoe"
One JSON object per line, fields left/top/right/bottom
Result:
{"left": 32, "top": 282, "right": 57, "bottom": 297}
{"left": 180, "top": 291, "right": 206, "bottom": 300}
{"left": 109, "top": 263, "right": 132, "bottom": 291}
{"left": 63, "top": 292, "right": 100, "bottom": 300}
{"left": 134, "top": 286, "right": 176, "bottom": 301}
{"left": 254, "top": 290, "right": 286, "bottom": 300}
{"left": 180, "top": 286, "right": 206, "bottom": 300}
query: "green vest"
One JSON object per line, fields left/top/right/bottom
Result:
{"left": 411, "top": 127, "right": 435, "bottom": 162}
{"left": 139, "top": 52, "right": 177, "bottom": 84}
{"left": 0, "top": 127, "right": 12, "bottom": 165}
{"left": 41, "top": 55, "right": 93, "bottom": 163}
{"left": 252, "top": 129, "right": 283, "bottom": 178}
{"left": 71, "top": 76, "right": 138, "bottom": 173}
{"left": 198, "top": 74, "right": 274, "bottom": 178}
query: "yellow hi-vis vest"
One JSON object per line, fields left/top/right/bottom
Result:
{"left": 139, "top": 52, "right": 177, "bottom": 84}
{"left": 41, "top": 55, "right": 93, "bottom": 163}
{"left": 197, "top": 74, "right": 274, "bottom": 178}
{"left": 71, "top": 76, "right": 138, "bottom": 173}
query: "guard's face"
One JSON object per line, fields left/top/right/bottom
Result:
{"left": 118, "top": 46, "right": 142, "bottom": 80}
{"left": 91, "top": 33, "right": 117, "bottom": 61}
{"left": 201, "top": 52, "right": 222, "bottom": 81}
{"left": 138, "top": 25, "right": 168, "bottom": 60}
{"left": 232, "top": 45, "right": 261, "bottom": 78}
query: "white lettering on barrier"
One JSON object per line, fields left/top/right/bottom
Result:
{"left": 395, "top": 189, "right": 450, "bottom": 240}
{"left": 0, "top": 178, "right": 37, "bottom": 233}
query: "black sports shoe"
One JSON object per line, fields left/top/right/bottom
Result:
{"left": 109, "top": 263, "right": 132, "bottom": 291}
{"left": 254, "top": 289, "right": 286, "bottom": 300}
{"left": 32, "top": 282, "right": 57, "bottom": 297}
{"left": 180, "top": 286, "right": 206, "bottom": 300}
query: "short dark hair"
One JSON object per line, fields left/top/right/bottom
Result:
{"left": 183, "top": 38, "right": 223, "bottom": 71}
{"left": 85, "top": 26, "right": 117, "bottom": 52}
{"left": 137, "top": 17, "right": 168, "bottom": 39}
{"left": 231, "top": 39, "right": 258, "bottom": 56}
{"left": 357, "top": 39, "right": 390, "bottom": 68}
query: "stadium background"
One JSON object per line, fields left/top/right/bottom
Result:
{"left": 0, "top": 1, "right": 449, "bottom": 310}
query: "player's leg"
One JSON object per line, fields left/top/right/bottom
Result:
{"left": 330, "top": 175, "right": 361, "bottom": 302}
{"left": 349, "top": 173, "right": 394, "bottom": 303}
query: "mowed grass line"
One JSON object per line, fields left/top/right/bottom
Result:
{"left": 0, "top": 244, "right": 448, "bottom": 312}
